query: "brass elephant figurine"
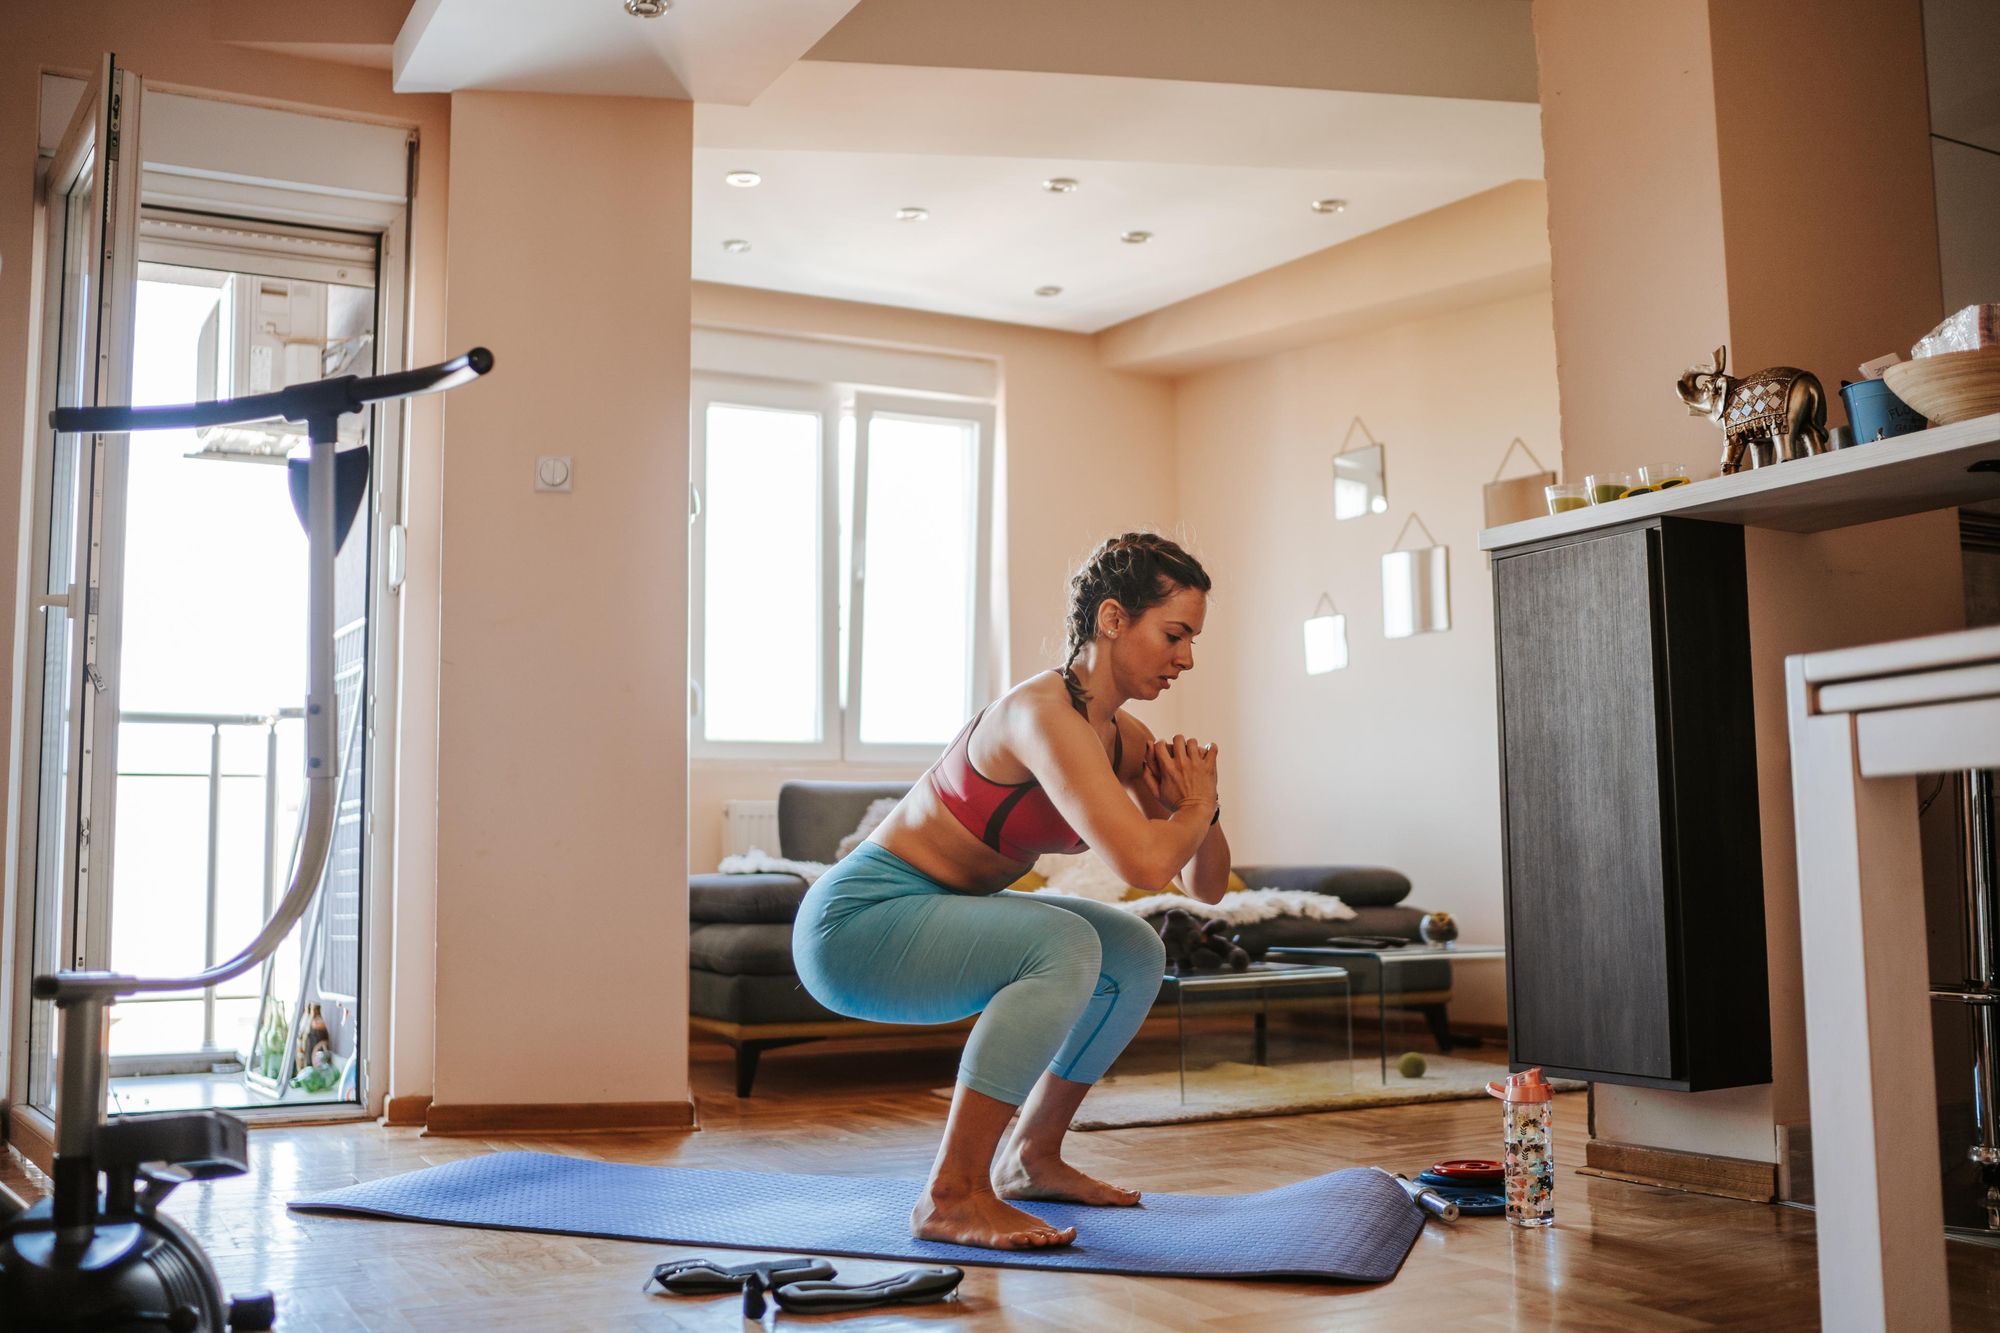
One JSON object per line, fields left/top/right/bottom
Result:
{"left": 1675, "top": 345, "right": 1828, "bottom": 475}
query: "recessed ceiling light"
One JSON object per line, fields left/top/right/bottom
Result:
{"left": 1310, "top": 198, "right": 1348, "bottom": 214}
{"left": 1121, "top": 230, "right": 1152, "bottom": 245}
{"left": 896, "top": 206, "right": 929, "bottom": 222}
{"left": 1034, "top": 285, "right": 1063, "bottom": 298}
{"left": 1042, "top": 177, "right": 1080, "bottom": 194}
{"left": 724, "top": 170, "right": 761, "bottom": 188}
{"left": 722, "top": 239, "right": 751, "bottom": 254}
{"left": 623, "top": 0, "right": 669, "bottom": 16}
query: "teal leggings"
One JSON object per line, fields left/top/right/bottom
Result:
{"left": 793, "top": 842, "right": 1167, "bottom": 1106}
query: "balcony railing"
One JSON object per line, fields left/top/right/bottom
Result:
{"left": 110, "top": 707, "right": 302, "bottom": 1075}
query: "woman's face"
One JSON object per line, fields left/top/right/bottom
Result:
{"left": 1107, "top": 585, "right": 1207, "bottom": 701}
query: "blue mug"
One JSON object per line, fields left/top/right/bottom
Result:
{"left": 1839, "top": 378, "right": 1927, "bottom": 444}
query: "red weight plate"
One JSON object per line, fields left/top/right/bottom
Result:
{"left": 1430, "top": 1159, "right": 1504, "bottom": 1180}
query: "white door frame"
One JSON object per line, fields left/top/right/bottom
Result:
{"left": 5, "top": 78, "right": 414, "bottom": 1121}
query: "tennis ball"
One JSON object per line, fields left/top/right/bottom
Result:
{"left": 1397, "top": 1051, "right": 1428, "bottom": 1079}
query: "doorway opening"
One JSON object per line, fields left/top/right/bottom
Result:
{"left": 103, "top": 222, "right": 379, "bottom": 1114}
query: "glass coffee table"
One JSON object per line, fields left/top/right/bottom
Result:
{"left": 1266, "top": 943, "right": 1506, "bottom": 1084}
{"left": 1159, "top": 961, "right": 1352, "bottom": 1103}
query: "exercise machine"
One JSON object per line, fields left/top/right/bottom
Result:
{"left": 0, "top": 348, "right": 494, "bottom": 1330}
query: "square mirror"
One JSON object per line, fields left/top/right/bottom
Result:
{"left": 1382, "top": 545, "right": 1451, "bottom": 639}
{"left": 1302, "top": 613, "right": 1349, "bottom": 674}
{"left": 1332, "top": 444, "right": 1387, "bottom": 521}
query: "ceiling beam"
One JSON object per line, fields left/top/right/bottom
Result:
{"left": 806, "top": 0, "right": 1537, "bottom": 103}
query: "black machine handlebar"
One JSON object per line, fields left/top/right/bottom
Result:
{"left": 51, "top": 347, "right": 494, "bottom": 436}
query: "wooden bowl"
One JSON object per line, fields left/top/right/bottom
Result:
{"left": 1882, "top": 346, "right": 2000, "bottom": 425}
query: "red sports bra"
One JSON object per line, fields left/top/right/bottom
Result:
{"left": 928, "top": 697, "right": 1123, "bottom": 863}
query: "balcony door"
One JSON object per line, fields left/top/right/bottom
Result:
{"left": 14, "top": 66, "right": 407, "bottom": 1122}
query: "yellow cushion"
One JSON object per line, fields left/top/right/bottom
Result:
{"left": 1006, "top": 869, "right": 1048, "bottom": 893}
{"left": 1126, "top": 870, "right": 1245, "bottom": 902}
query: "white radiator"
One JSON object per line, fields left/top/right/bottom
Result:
{"left": 722, "top": 799, "right": 781, "bottom": 858}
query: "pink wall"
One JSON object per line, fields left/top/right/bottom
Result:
{"left": 1168, "top": 289, "right": 1561, "bottom": 1027}
{"left": 1532, "top": 0, "right": 1729, "bottom": 486}
{"left": 431, "top": 91, "right": 693, "bottom": 1113}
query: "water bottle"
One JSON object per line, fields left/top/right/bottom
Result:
{"left": 1486, "top": 1067, "right": 1554, "bottom": 1227}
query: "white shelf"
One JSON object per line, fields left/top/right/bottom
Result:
{"left": 1481, "top": 410, "right": 2000, "bottom": 552}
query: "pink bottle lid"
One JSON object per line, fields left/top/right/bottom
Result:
{"left": 1485, "top": 1067, "right": 1552, "bottom": 1103}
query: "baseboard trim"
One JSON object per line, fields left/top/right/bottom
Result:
{"left": 383, "top": 1094, "right": 433, "bottom": 1127}
{"left": 1448, "top": 1019, "right": 1509, "bottom": 1041}
{"left": 1579, "top": 1138, "right": 1777, "bottom": 1202}
{"left": 424, "top": 1100, "right": 697, "bottom": 1136}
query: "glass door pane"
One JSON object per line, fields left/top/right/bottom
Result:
{"left": 851, "top": 400, "right": 985, "bottom": 747}
{"left": 103, "top": 252, "right": 376, "bottom": 1112}
{"left": 695, "top": 395, "right": 829, "bottom": 747}
{"left": 24, "top": 56, "right": 141, "bottom": 1115}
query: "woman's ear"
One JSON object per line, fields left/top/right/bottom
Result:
{"left": 1096, "top": 598, "right": 1128, "bottom": 639}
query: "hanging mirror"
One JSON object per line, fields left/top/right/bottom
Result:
{"left": 1382, "top": 513, "right": 1451, "bottom": 639}
{"left": 1332, "top": 417, "right": 1388, "bottom": 521}
{"left": 1482, "top": 437, "right": 1555, "bottom": 529}
{"left": 1302, "top": 593, "right": 1349, "bottom": 674}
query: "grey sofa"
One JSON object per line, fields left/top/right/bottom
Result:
{"left": 689, "top": 780, "right": 1456, "bottom": 1094}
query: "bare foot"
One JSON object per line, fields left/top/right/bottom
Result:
{"left": 911, "top": 1181, "right": 1077, "bottom": 1250}
{"left": 992, "top": 1152, "right": 1142, "bottom": 1206}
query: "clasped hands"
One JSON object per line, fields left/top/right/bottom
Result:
{"left": 1139, "top": 733, "right": 1220, "bottom": 818}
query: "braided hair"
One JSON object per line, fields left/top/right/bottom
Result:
{"left": 1059, "top": 532, "right": 1212, "bottom": 718}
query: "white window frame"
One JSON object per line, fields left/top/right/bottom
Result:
{"left": 688, "top": 377, "right": 996, "bottom": 763}
{"left": 843, "top": 393, "right": 997, "bottom": 765}
{"left": 690, "top": 375, "right": 842, "bottom": 760}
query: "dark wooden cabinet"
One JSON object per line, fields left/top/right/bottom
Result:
{"left": 1492, "top": 517, "right": 1769, "bottom": 1091}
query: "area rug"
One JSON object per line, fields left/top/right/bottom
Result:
{"left": 929, "top": 1054, "right": 1585, "bottom": 1130}
{"left": 289, "top": 1151, "right": 1427, "bottom": 1284}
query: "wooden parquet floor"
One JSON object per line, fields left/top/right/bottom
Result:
{"left": 8, "top": 1028, "right": 2000, "bottom": 1330}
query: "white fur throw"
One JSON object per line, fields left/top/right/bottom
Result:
{"left": 834, "top": 796, "right": 902, "bottom": 862}
{"left": 1034, "top": 849, "right": 1135, "bottom": 903}
{"left": 717, "top": 849, "right": 828, "bottom": 884}
{"left": 1036, "top": 885, "right": 1358, "bottom": 926}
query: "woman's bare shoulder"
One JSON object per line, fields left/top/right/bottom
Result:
{"left": 989, "top": 671, "right": 1088, "bottom": 749}
{"left": 1114, "top": 709, "right": 1156, "bottom": 746}
{"left": 992, "top": 669, "right": 1069, "bottom": 716}
{"left": 1111, "top": 709, "right": 1155, "bottom": 781}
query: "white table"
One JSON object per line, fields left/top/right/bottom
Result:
{"left": 1786, "top": 623, "right": 2000, "bottom": 1332}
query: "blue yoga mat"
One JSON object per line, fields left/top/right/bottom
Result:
{"left": 290, "top": 1152, "right": 1426, "bottom": 1283}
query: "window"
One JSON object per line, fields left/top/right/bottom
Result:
{"left": 691, "top": 377, "right": 995, "bottom": 761}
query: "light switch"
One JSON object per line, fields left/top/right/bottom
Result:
{"left": 535, "top": 455, "right": 572, "bottom": 492}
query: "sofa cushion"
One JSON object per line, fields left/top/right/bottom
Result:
{"left": 689, "top": 873, "right": 809, "bottom": 924}
{"left": 691, "top": 968, "right": 841, "bottom": 1025}
{"left": 1234, "top": 864, "right": 1411, "bottom": 907}
{"left": 690, "top": 922, "right": 802, "bottom": 976}
{"left": 780, "top": 781, "right": 913, "bottom": 863}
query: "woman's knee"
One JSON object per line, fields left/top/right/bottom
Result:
{"left": 1102, "top": 909, "right": 1167, "bottom": 978}
{"left": 1029, "top": 909, "right": 1104, "bottom": 983}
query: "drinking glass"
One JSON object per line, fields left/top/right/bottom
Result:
{"left": 1640, "top": 461, "right": 1690, "bottom": 490}
{"left": 1544, "top": 483, "right": 1589, "bottom": 515}
{"left": 1584, "top": 472, "right": 1635, "bottom": 504}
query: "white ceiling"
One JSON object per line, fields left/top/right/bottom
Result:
{"left": 394, "top": 0, "right": 1543, "bottom": 333}
{"left": 394, "top": 0, "right": 860, "bottom": 102}
{"left": 693, "top": 63, "right": 1541, "bottom": 332}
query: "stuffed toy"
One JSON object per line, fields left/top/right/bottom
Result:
{"left": 1152, "top": 907, "right": 1250, "bottom": 971}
